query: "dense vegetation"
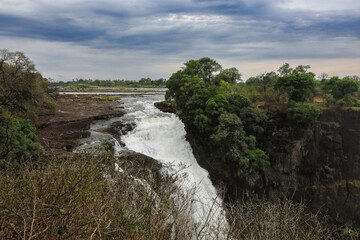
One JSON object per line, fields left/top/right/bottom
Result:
{"left": 0, "top": 50, "right": 54, "bottom": 167}
{"left": 166, "top": 57, "right": 269, "bottom": 178}
{"left": 54, "top": 77, "right": 166, "bottom": 89}
{"left": 166, "top": 57, "right": 360, "bottom": 179}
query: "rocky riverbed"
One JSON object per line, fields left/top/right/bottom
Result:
{"left": 35, "top": 94, "right": 126, "bottom": 154}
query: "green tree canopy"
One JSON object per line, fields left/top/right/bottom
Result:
{"left": 0, "top": 49, "right": 50, "bottom": 119}
{"left": 246, "top": 71, "right": 278, "bottom": 93}
{"left": 0, "top": 49, "right": 51, "bottom": 165}
{"left": 166, "top": 57, "right": 268, "bottom": 178}
{"left": 213, "top": 67, "right": 242, "bottom": 85}
{"left": 183, "top": 57, "right": 222, "bottom": 84}
{"left": 321, "top": 76, "right": 359, "bottom": 100}
{"left": 275, "top": 71, "right": 316, "bottom": 102}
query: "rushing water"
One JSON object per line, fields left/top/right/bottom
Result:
{"left": 78, "top": 93, "right": 229, "bottom": 237}
{"left": 120, "top": 94, "right": 228, "bottom": 236}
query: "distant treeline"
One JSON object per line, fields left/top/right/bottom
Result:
{"left": 55, "top": 77, "right": 167, "bottom": 88}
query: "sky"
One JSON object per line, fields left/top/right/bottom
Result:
{"left": 0, "top": 0, "right": 359, "bottom": 81}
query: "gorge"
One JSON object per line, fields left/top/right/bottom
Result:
{"left": 183, "top": 106, "right": 360, "bottom": 228}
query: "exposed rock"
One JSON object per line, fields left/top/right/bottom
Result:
{"left": 187, "top": 108, "right": 360, "bottom": 228}
{"left": 255, "top": 109, "right": 360, "bottom": 227}
{"left": 99, "top": 121, "right": 135, "bottom": 138}
{"left": 36, "top": 94, "right": 125, "bottom": 154}
{"left": 154, "top": 101, "right": 176, "bottom": 113}
{"left": 117, "top": 150, "right": 164, "bottom": 187}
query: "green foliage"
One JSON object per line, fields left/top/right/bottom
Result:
{"left": 278, "top": 63, "right": 310, "bottom": 76}
{"left": 56, "top": 77, "right": 167, "bottom": 88}
{"left": 210, "top": 113, "right": 268, "bottom": 177}
{"left": 213, "top": 67, "right": 241, "bottom": 85}
{"left": 0, "top": 50, "right": 51, "bottom": 165}
{"left": 335, "top": 94, "right": 359, "bottom": 107}
{"left": 323, "top": 76, "right": 359, "bottom": 99}
{"left": 246, "top": 71, "right": 278, "bottom": 93}
{"left": 194, "top": 114, "right": 212, "bottom": 134}
{"left": 0, "top": 50, "right": 51, "bottom": 119}
{"left": 324, "top": 93, "right": 335, "bottom": 105}
{"left": 166, "top": 57, "right": 268, "bottom": 178}
{"left": 0, "top": 112, "right": 42, "bottom": 166}
{"left": 91, "top": 95, "right": 121, "bottom": 102}
{"left": 287, "top": 102, "right": 320, "bottom": 127}
{"left": 321, "top": 76, "right": 359, "bottom": 107}
{"left": 277, "top": 63, "right": 293, "bottom": 76}
{"left": 275, "top": 72, "right": 316, "bottom": 102}
{"left": 205, "top": 94, "right": 228, "bottom": 117}
{"left": 341, "top": 225, "right": 359, "bottom": 239}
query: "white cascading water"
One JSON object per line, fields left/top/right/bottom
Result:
{"left": 120, "top": 94, "right": 229, "bottom": 237}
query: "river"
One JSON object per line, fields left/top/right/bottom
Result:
{"left": 77, "top": 92, "right": 229, "bottom": 238}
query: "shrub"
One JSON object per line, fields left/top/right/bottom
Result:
{"left": 335, "top": 94, "right": 359, "bottom": 107}
{"left": 287, "top": 102, "right": 320, "bottom": 128}
{"left": 322, "top": 77, "right": 359, "bottom": 100}
{"left": 227, "top": 199, "right": 342, "bottom": 240}
{"left": 0, "top": 154, "right": 197, "bottom": 239}
{"left": 275, "top": 72, "right": 316, "bottom": 102}
{"left": 325, "top": 93, "right": 335, "bottom": 106}
{"left": 0, "top": 113, "right": 42, "bottom": 167}
{"left": 0, "top": 153, "right": 348, "bottom": 239}
{"left": 92, "top": 95, "right": 121, "bottom": 102}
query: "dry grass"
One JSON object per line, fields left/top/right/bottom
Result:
{"left": 0, "top": 154, "right": 196, "bottom": 239}
{"left": 226, "top": 198, "right": 349, "bottom": 240}
{"left": 0, "top": 153, "right": 356, "bottom": 239}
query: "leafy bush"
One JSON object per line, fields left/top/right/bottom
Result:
{"left": 335, "top": 94, "right": 359, "bottom": 107}
{"left": 0, "top": 112, "right": 42, "bottom": 167}
{"left": 0, "top": 50, "right": 53, "bottom": 165}
{"left": 322, "top": 76, "right": 359, "bottom": 101}
{"left": 287, "top": 102, "right": 320, "bottom": 127}
{"left": 325, "top": 93, "right": 336, "bottom": 105}
{"left": 275, "top": 72, "right": 317, "bottom": 102}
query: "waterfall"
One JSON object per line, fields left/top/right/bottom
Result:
{"left": 120, "top": 94, "right": 229, "bottom": 237}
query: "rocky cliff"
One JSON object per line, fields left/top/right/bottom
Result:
{"left": 257, "top": 108, "right": 360, "bottom": 227}
{"left": 155, "top": 102, "right": 360, "bottom": 227}
{"left": 188, "top": 107, "right": 360, "bottom": 228}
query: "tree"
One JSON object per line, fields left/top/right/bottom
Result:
{"left": 287, "top": 102, "right": 320, "bottom": 128}
{"left": 322, "top": 76, "right": 359, "bottom": 100}
{"left": 277, "top": 63, "right": 293, "bottom": 76}
{"left": 293, "top": 65, "right": 311, "bottom": 74}
{"left": 317, "top": 72, "right": 329, "bottom": 81}
{"left": 275, "top": 71, "right": 316, "bottom": 102}
{"left": 213, "top": 67, "right": 241, "bottom": 85}
{"left": 278, "top": 63, "right": 310, "bottom": 76}
{"left": 166, "top": 57, "right": 268, "bottom": 178}
{"left": 0, "top": 49, "right": 49, "bottom": 119}
{"left": 183, "top": 57, "right": 222, "bottom": 84}
{"left": 0, "top": 49, "right": 50, "bottom": 164}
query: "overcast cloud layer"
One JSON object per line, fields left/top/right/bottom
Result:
{"left": 0, "top": 0, "right": 359, "bottom": 81}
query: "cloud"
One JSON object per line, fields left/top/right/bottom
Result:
{"left": 0, "top": 0, "right": 359, "bottom": 80}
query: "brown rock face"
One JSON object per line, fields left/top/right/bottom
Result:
{"left": 154, "top": 101, "right": 176, "bottom": 113}
{"left": 259, "top": 108, "right": 360, "bottom": 227}
{"left": 184, "top": 108, "right": 360, "bottom": 227}
{"left": 36, "top": 94, "right": 125, "bottom": 154}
